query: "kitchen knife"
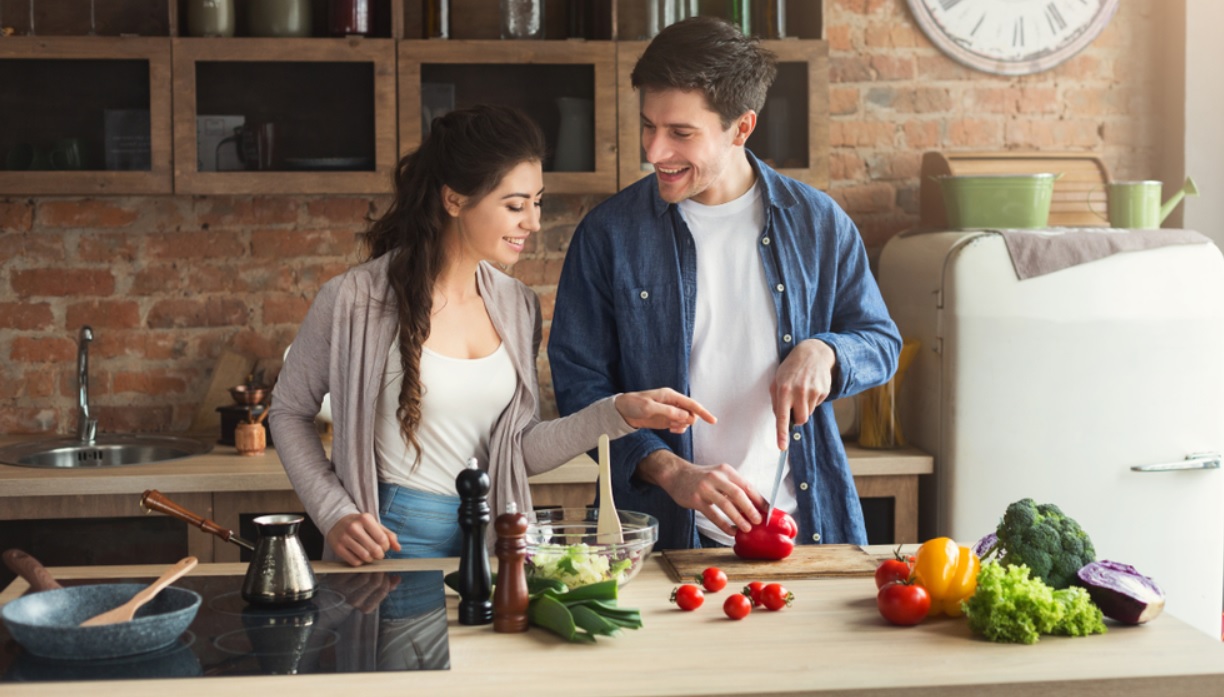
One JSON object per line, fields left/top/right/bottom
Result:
{"left": 763, "top": 443, "right": 788, "bottom": 528}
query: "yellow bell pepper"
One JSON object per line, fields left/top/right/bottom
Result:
{"left": 912, "top": 537, "right": 980, "bottom": 617}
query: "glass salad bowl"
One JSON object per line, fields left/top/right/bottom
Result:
{"left": 524, "top": 508, "right": 659, "bottom": 588}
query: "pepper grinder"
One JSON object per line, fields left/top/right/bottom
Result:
{"left": 493, "top": 501, "right": 529, "bottom": 633}
{"left": 456, "top": 457, "right": 493, "bottom": 625}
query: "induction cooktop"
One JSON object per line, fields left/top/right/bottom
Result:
{"left": 0, "top": 570, "right": 450, "bottom": 682}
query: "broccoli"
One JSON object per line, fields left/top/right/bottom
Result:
{"left": 986, "top": 498, "right": 1096, "bottom": 590}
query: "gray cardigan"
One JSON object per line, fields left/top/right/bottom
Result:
{"left": 269, "top": 255, "right": 633, "bottom": 559}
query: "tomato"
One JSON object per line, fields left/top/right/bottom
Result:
{"left": 670, "top": 584, "right": 705, "bottom": 611}
{"left": 743, "top": 581, "right": 766, "bottom": 607}
{"left": 876, "top": 580, "right": 930, "bottom": 626}
{"left": 761, "top": 583, "right": 794, "bottom": 611}
{"left": 723, "top": 593, "right": 752, "bottom": 620}
{"left": 697, "top": 566, "right": 727, "bottom": 592}
{"left": 874, "top": 546, "right": 914, "bottom": 589}
{"left": 875, "top": 559, "right": 911, "bottom": 589}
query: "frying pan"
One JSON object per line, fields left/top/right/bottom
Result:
{"left": 0, "top": 550, "right": 201, "bottom": 661}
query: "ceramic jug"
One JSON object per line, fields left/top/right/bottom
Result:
{"left": 249, "top": 0, "right": 312, "bottom": 37}
{"left": 553, "top": 97, "right": 594, "bottom": 172}
{"left": 242, "top": 514, "right": 317, "bottom": 605}
{"left": 186, "top": 0, "right": 235, "bottom": 38}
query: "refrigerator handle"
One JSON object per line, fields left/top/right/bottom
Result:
{"left": 1130, "top": 453, "right": 1222, "bottom": 473}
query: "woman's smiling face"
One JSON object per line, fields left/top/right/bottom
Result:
{"left": 448, "top": 159, "right": 544, "bottom": 267}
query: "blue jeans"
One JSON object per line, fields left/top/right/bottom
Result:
{"left": 377, "top": 482, "right": 462, "bottom": 559}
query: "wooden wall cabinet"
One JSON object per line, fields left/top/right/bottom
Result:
{"left": 399, "top": 39, "right": 619, "bottom": 194}
{"left": 172, "top": 37, "right": 398, "bottom": 194}
{"left": 0, "top": 1, "right": 827, "bottom": 196}
{"left": 0, "top": 37, "right": 173, "bottom": 194}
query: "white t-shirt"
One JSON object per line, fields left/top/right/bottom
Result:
{"left": 679, "top": 183, "right": 797, "bottom": 545}
{"left": 374, "top": 339, "right": 516, "bottom": 495}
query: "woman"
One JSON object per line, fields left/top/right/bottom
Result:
{"left": 270, "top": 105, "right": 713, "bottom": 566}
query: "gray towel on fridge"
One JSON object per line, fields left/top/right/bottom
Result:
{"left": 995, "top": 227, "right": 1211, "bottom": 280}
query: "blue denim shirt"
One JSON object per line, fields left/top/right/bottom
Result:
{"left": 548, "top": 152, "right": 901, "bottom": 550}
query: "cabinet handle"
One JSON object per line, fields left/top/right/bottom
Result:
{"left": 1130, "top": 453, "right": 1222, "bottom": 473}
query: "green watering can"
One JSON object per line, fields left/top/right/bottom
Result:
{"left": 1102, "top": 176, "right": 1200, "bottom": 228}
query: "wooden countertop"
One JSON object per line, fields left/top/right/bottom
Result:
{"left": 1, "top": 551, "right": 1221, "bottom": 696}
{"left": 0, "top": 440, "right": 933, "bottom": 498}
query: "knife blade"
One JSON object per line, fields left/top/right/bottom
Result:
{"left": 763, "top": 442, "right": 789, "bottom": 528}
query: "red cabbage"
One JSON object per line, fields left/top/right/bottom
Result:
{"left": 1074, "top": 560, "right": 1165, "bottom": 625}
{"left": 972, "top": 532, "right": 1000, "bottom": 559}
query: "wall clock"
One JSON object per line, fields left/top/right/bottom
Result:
{"left": 907, "top": 0, "right": 1120, "bottom": 76}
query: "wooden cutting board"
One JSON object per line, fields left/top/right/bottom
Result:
{"left": 659, "top": 544, "right": 878, "bottom": 583}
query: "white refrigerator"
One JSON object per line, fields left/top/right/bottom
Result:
{"left": 878, "top": 230, "right": 1224, "bottom": 639}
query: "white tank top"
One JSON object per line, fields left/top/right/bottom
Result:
{"left": 679, "top": 183, "right": 797, "bottom": 546}
{"left": 374, "top": 338, "right": 517, "bottom": 495}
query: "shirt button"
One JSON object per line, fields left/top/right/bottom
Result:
{"left": 812, "top": 533, "right": 821, "bottom": 542}
{"left": 762, "top": 237, "right": 771, "bottom": 245}
{"left": 783, "top": 334, "right": 792, "bottom": 343}
{"left": 639, "top": 290, "right": 649, "bottom": 300}
{"left": 799, "top": 482, "right": 808, "bottom": 491}
{"left": 792, "top": 432, "right": 801, "bottom": 441}
{"left": 775, "top": 283, "right": 785, "bottom": 293}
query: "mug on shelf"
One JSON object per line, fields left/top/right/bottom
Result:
{"left": 216, "top": 122, "right": 277, "bottom": 171}
{"left": 5, "top": 143, "right": 51, "bottom": 171}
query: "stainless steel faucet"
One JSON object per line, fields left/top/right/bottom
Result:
{"left": 76, "top": 326, "right": 97, "bottom": 443}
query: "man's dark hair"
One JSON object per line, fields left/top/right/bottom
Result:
{"left": 630, "top": 16, "right": 778, "bottom": 129}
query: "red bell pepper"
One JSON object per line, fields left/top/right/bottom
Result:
{"left": 733, "top": 508, "right": 798, "bottom": 560}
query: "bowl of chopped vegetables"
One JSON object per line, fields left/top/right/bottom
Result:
{"left": 524, "top": 508, "right": 659, "bottom": 588}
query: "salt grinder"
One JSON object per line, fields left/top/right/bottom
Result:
{"left": 456, "top": 457, "right": 493, "bottom": 625}
{"left": 493, "top": 501, "right": 530, "bottom": 633}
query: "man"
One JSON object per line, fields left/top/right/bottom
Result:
{"left": 548, "top": 17, "right": 901, "bottom": 550}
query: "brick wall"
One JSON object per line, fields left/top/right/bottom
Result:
{"left": 0, "top": 1, "right": 1170, "bottom": 435}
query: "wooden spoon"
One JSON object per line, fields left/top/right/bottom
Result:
{"left": 595, "top": 434, "right": 624, "bottom": 544}
{"left": 79, "top": 556, "right": 198, "bottom": 627}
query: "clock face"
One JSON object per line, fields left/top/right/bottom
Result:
{"left": 908, "top": 0, "right": 1120, "bottom": 75}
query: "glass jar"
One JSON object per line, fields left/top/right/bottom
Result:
{"left": 645, "top": 0, "right": 693, "bottom": 38}
{"left": 500, "top": 0, "right": 544, "bottom": 40}
{"left": 328, "top": 0, "right": 370, "bottom": 37}
{"left": 727, "top": 0, "right": 750, "bottom": 36}
{"left": 858, "top": 340, "right": 921, "bottom": 450}
{"left": 753, "top": 0, "right": 785, "bottom": 39}
{"left": 424, "top": 0, "right": 450, "bottom": 39}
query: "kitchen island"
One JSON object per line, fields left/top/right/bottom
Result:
{"left": 0, "top": 442, "right": 933, "bottom": 562}
{"left": 1, "top": 553, "right": 1221, "bottom": 696}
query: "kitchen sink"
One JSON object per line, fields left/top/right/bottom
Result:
{"left": 0, "top": 434, "right": 213, "bottom": 469}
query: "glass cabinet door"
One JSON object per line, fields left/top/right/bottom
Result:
{"left": 172, "top": 37, "right": 397, "bottom": 194}
{"left": 400, "top": 40, "right": 618, "bottom": 194}
{"left": 0, "top": 38, "right": 173, "bottom": 194}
